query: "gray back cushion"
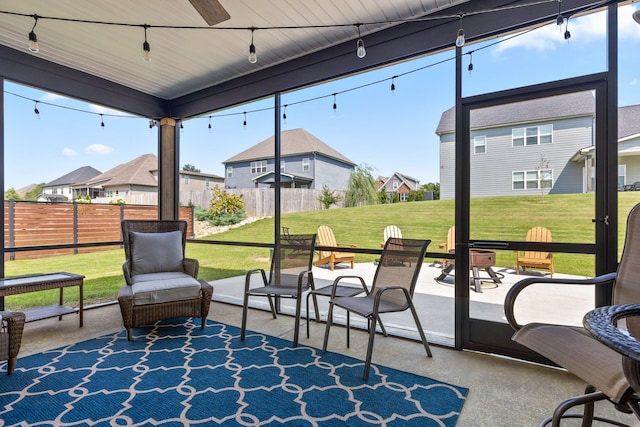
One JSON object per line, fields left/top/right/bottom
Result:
{"left": 130, "top": 230, "right": 184, "bottom": 276}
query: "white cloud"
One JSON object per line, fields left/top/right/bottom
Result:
{"left": 41, "top": 93, "right": 66, "bottom": 102}
{"left": 62, "top": 147, "right": 78, "bottom": 156}
{"left": 85, "top": 144, "right": 113, "bottom": 155}
{"left": 493, "top": 5, "right": 640, "bottom": 55}
{"left": 631, "top": 78, "right": 639, "bottom": 86}
{"left": 89, "top": 104, "right": 130, "bottom": 117}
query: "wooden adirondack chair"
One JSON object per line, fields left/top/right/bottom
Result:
{"left": 380, "top": 225, "right": 402, "bottom": 247}
{"left": 314, "top": 225, "right": 356, "bottom": 271}
{"left": 438, "top": 226, "right": 456, "bottom": 269}
{"left": 516, "top": 226, "right": 554, "bottom": 277}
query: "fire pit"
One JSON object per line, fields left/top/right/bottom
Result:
{"left": 436, "top": 249, "right": 502, "bottom": 293}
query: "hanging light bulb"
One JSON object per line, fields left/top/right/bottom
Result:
{"left": 282, "top": 105, "right": 287, "bottom": 121}
{"left": 332, "top": 94, "right": 337, "bottom": 111}
{"left": 468, "top": 52, "right": 474, "bottom": 73}
{"left": 455, "top": 14, "right": 465, "bottom": 48}
{"left": 633, "top": 10, "right": 640, "bottom": 25}
{"left": 142, "top": 25, "right": 151, "bottom": 62}
{"left": 208, "top": 116, "right": 212, "bottom": 133}
{"left": 356, "top": 24, "right": 366, "bottom": 58}
{"left": 100, "top": 114, "right": 105, "bottom": 127}
{"left": 564, "top": 16, "right": 571, "bottom": 40}
{"left": 34, "top": 101, "right": 40, "bottom": 118}
{"left": 28, "top": 15, "right": 39, "bottom": 53}
{"left": 243, "top": 112, "right": 247, "bottom": 127}
{"left": 248, "top": 28, "right": 257, "bottom": 64}
{"left": 390, "top": 77, "right": 396, "bottom": 93}
{"left": 556, "top": 0, "right": 564, "bottom": 26}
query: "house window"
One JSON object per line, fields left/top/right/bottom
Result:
{"left": 205, "top": 178, "right": 210, "bottom": 189}
{"left": 183, "top": 174, "right": 189, "bottom": 184}
{"left": 226, "top": 166, "right": 233, "bottom": 178}
{"left": 399, "top": 193, "right": 408, "bottom": 201}
{"left": 251, "top": 160, "right": 267, "bottom": 174}
{"left": 474, "top": 135, "right": 486, "bottom": 154}
{"left": 280, "top": 160, "right": 286, "bottom": 172}
{"left": 392, "top": 181, "right": 399, "bottom": 190}
{"left": 302, "top": 158, "right": 310, "bottom": 171}
{"left": 619, "top": 164, "right": 626, "bottom": 187}
{"left": 512, "top": 125, "right": 553, "bottom": 146}
{"left": 513, "top": 169, "right": 553, "bottom": 190}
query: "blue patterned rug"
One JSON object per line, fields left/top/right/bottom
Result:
{"left": 0, "top": 319, "right": 468, "bottom": 426}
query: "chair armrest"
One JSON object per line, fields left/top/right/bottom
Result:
{"left": 337, "top": 243, "right": 358, "bottom": 248}
{"left": 244, "top": 268, "right": 268, "bottom": 292}
{"left": 328, "top": 275, "right": 368, "bottom": 297}
{"left": 2, "top": 311, "right": 25, "bottom": 359}
{"left": 183, "top": 258, "right": 199, "bottom": 278}
{"left": 438, "top": 243, "right": 447, "bottom": 249}
{"left": 122, "top": 262, "right": 133, "bottom": 286}
{"left": 504, "top": 272, "right": 617, "bottom": 331}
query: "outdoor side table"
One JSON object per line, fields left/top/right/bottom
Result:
{"left": 583, "top": 304, "right": 640, "bottom": 399}
{"left": 0, "top": 272, "right": 84, "bottom": 327}
{"left": 436, "top": 249, "right": 503, "bottom": 292}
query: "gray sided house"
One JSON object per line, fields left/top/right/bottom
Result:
{"left": 436, "top": 92, "right": 596, "bottom": 200}
{"left": 42, "top": 165, "right": 102, "bottom": 201}
{"left": 377, "top": 172, "right": 420, "bottom": 202}
{"left": 617, "top": 104, "right": 640, "bottom": 187}
{"left": 223, "top": 128, "right": 355, "bottom": 190}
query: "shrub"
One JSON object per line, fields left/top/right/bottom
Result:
{"left": 318, "top": 185, "right": 341, "bottom": 209}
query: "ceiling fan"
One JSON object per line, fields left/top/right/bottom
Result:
{"left": 188, "top": 0, "right": 230, "bottom": 26}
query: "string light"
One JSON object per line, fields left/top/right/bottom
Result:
{"left": 355, "top": 24, "right": 366, "bottom": 58}
{"left": 142, "top": 24, "right": 151, "bottom": 62}
{"left": 27, "top": 15, "right": 39, "bottom": 53}
{"left": 100, "top": 113, "right": 105, "bottom": 127}
{"left": 455, "top": 14, "right": 465, "bottom": 48}
{"left": 208, "top": 115, "right": 212, "bottom": 132}
{"left": 564, "top": 16, "right": 571, "bottom": 40}
{"left": 33, "top": 101, "right": 40, "bottom": 118}
{"left": 248, "top": 28, "right": 257, "bottom": 64}
{"left": 282, "top": 104, "right": 287, "bottom": 121}
{"left": 149, "top": 119, "right": 156, "bottom": 129}
{"left": 332, "top": 93, "right": 337, "bottom": 112}
{"left": 556, "top": 0, "right": 565, "bottom": 26}
{"left": 390, "top": 76, "right": 396, "bottom": 93}
{"left": 468, "top": 52, "right": 474, "bottom": 73}
{"left": 243, "top": 112, "right": 247, "bottom": 127}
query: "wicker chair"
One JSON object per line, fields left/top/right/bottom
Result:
{"left": 0, "top": 311, "right": 26, "bottom": 374}
{"left": 119, "top": 220, "right": 213, "bottom": 341}
{"left": 505, "top": 203, "right": 640, "bottom": 426}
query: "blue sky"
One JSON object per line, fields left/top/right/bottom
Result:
{"left": 4, "top": 5, "right": 640, "bottom": 191}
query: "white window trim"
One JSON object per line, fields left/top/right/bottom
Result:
{"left": 512, "top": 124, "right": 553, "bottom": 147}
{"left": 226, "top": 166, "right": 233, "bottom": 178}
{"left": 302, "top": 158, "right": 310, "bottom": 171}
{"left": 474, "top": 135, "right": 486, "bottom": 154}
{"left": 251, "top": 160, "right": 267, "bottom": 174}
{"left": 512, "top": 169, "right": 554, "bottom": 190}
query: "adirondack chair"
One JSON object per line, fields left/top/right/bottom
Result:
{"left": 314, "top": 225, "right": 356, "bottom": 271}
{"left": 438, "top": 226, "right": 456, "bottom": 270}
{"left": 516, "top": 226, "right": 554, "bottom": 277}
{"left": 380, "top": 225, "right": 403, "bottom": 247}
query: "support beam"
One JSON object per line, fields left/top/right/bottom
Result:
{"left": 158, "top": 118, "right": 179, "bottom": 220}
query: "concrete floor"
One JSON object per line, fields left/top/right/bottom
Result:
{"left": 15, "top": 299, "right": 638, "bottom": 427}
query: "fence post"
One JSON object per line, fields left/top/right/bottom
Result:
{"left": 8, "top": 200, "right": 14, "bottom": 261}
{"left": 73, "top": 201, "right": 78, "bottom": 254}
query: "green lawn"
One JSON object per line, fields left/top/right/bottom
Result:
{"left": 4, "top": 192, "right": 640, "bottom": 311}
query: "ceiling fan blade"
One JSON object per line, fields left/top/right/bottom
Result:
{"left": 189, "top": 0, "right": 231, "bottom": 26}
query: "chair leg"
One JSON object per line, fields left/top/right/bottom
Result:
{"left": 306, "top": 292, "right": 321, "bottom": 339}
{"left": 241, "top": 291, "right": 249, "bottom": 341}
{"left": 293, "top": 294, "right": 302, "bottom": 347}
{"left": 126, "top": 327, "right": 133, "bottom": 342}
{"left": 267, "top": 296, "right": 277, "bottom": 319}
{"left": 408, "top": 300, "right": 432, "bottom": 357}
{"left": 540, "top": 386, "right": 608, "bottom": 427}
{"left": 322, "top": 302, "right": 335, "bottom": 352}
{"left": 7, "top": 357, "right": 16, "bottom": 374}
{"left": 363, "top": 315, "right": 378, "bottom": 381}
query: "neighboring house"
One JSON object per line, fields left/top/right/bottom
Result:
{"left": 179, "top": 170, "right": 224, "bottom": 192}
{"left": 616, "top": 104, "right": 640, "bottom": 188}
{"left": 36, "top": 193, "right": 69, "bottom": 202}
{"left": 436, "top": 91, "right": 597, "bottom": 199}
{"left": 376, "top": 172, "right": 420, "bottom": 202}
{"left": 42, "top": 166, "right": 102, "bottom": 200}
{"left": 76, "top": 153, "right": 223, "bottom": 202}
{"left": 222, "top": 128, "right": 356, "bottom": 190}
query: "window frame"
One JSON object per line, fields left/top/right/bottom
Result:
{"left": 474, "top": 135, "right": 486, "bottom": 154}
{"left": 302, "top": 158, "right": 310, "bottom": 171}
{"left": 251, "top": 160, "right": 268, "bottom": 174}
{"left": 512, "top": 169, "right": 554, "bottom": 190}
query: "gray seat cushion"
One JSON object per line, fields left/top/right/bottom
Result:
{"left": 130, "top": 272, "right": 201, "bottom": 305}
{"left": 130, "top": 231, "right": 184, "bottom": 276}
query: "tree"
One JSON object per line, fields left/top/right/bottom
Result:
{"left": 4, "top": 187, "right": 21, "bottom": 200}
{"left": 24, "top": 183, "right": 44, "bottom": 201}
{"left": 537, "top": 155, "right": 550, "bottom": 202}
{"left": 344, "top": 164, "right": 378, "bottom": 207}
{"left": 318, "top": 185, "right": 341, "bottom": 209}
{"left": 182, "top": 164, "right": 200, "bottom": 172}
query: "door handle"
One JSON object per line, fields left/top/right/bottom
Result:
{"left": 592, "top": 215, "right": 609, "bottom": 225}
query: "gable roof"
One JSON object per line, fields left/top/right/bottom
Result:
{"left": 378, "top": 172, "right": 420, "bottom": 191}
{"left": 619, "top": 104, "right": 640, "bottom": 140}
{"left": 435, "top": 91, "right": 596, "bottom": 135}
{"left": 223, "top": 128, "right": 355, "bottom": 166}
{"left": 83, "top": 154, "right": 158, "bottom": 188}
{"left": 45, "top": 166, "right": 102, "bottom": 186}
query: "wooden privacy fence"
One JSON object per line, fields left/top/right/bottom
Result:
{"left": 4, "top": 201, "right": 194, "bottom": 260}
